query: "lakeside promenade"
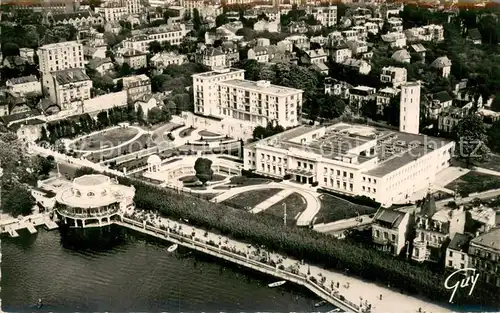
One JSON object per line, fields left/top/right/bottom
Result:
{"left": 117, "top": 210, "right": 452, "bottom": 313}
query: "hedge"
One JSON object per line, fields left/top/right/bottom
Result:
{"left": 318, "top": 188, "right": 381, "bottom": 208}
{"left": 74, "top": 167, "right": 500, "bottom": 309}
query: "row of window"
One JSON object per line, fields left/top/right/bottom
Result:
{"left": 323, "top": 167, "right": 354, "bottom": 179}
{"left": 323, "top": 177, "right": 353, "bottom": 192}
{"left": 374, "top": 229, "right": 396, "bottom": 241}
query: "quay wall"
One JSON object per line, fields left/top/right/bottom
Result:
{"left": 115, "top": 218, "right": 359, "bottom": 313}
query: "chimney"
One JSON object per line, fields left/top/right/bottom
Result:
{"left": 68, "top": 71, "right": 74, "bottom": 80}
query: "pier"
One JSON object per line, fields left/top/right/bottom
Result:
{"left": 0, "top": 213, "right": 58, "bottom": 237}
{"left": 115, "top": 217, "right": 360, "bottom": 313}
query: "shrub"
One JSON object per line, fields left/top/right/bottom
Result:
{"left": 318, "top": 188, "right": 380, "bottom": 208}
{"left": 283, "top": 174, "right": 292, "bottom": 180}
{"left": 311, "top": 182, "right": 319, "bottom": 187}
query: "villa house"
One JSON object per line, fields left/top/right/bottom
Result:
{"left": 412, "top": 193, "right": 466, "bottom": 263}
{"left": 431, "top": 56, "right": 452, "bottom": 78}
{"left": 372, "top": 208, "right": 411, "bottom": 256}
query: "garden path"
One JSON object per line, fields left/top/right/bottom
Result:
{"left": 473, "top": 166, "right": 500, "bottom": 177}
{"left": 249, "top": 189, "right": 295, "bottom": 214}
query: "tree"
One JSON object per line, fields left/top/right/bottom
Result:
{"left": 2, "top": 42, "right": 20, "bottom": 57}
{"left": 454, "top": 114, "right": 490, "bottom": 167}
{"left": 215, "top": 14, "right": 229, "bottom": 27}
{"left": 118, "top": 63, "right": 133, "bottom": 77}
{"left": 361, "top": 100, "right": 378, "bottom": 120}
{"left": 193, "top": 9, "right": 202, "bottom": 32}
{"left": 487, "top": 120, "right": 500, "bottom": 153}
{"left": 194, "top": 157, "right": 214, "bottom": 185}
{"left": 148, "top": 40, "right": 162, "bottom": 54}
{"left": 137, "top": 105, "right": 145, "bottom": 123}
{"left": 2, "top": 184, "right": 35, "bottom": 217}
{"left": 36, "top": 155, "right": 55, "bottom": 177}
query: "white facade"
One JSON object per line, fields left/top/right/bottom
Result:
{"left": 380, "top": 66, "right": 407, "bottom": 88}
{"left": 122, "top": 25, "right": 185, "bottom": 53}
{"left": 216, "top": 80, "right": 302, "bottom": 128}
{"left": 193, "top": 68, "right": 246, "bottom": 117}
{"left": 192, "top": 68, "right": 302, "bottom": 128}
{"left": 150, "top": 52, "right": 187, "bottom": 69}
{"left": 121, "top": 74, "right": 152, "bottom": 101}
{"left": 399, "top": 82, "right": 421, "bottom": 135}
{"left": 310, "top": 6, "right": 337, "bottom": 27}
{"left": 5, "top": 75, "right": 42, "bottom": 95}
{"left": 95, "top": 4, "right": 128, "bottom": 22}
{"left": 243, "top": 123, "right": 454, "bottom": 207}
{"left": 49, "top": 68, "right": 92, "bottom": 110}
{"left": 38, "top": 41, "right": 84, "bottom": 96}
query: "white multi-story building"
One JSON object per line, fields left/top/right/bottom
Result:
{"left": 195, "top": 47, "right": 227, "bottom": 70}
{"left": 216, "top": 79, "right": 302, "bottom": 128}
{"left": 380, "top": 66, "right": 407, "bottom": 88}
{"left": 192, "top": 68, "right": 302, "bottom": 128}
{"left": 38, "top": 41, "right": 84, "bottom": 76}
{"left": 122, "top": 25, "right": 185, "bottom": 53}
{"left": 95, "top": 3, "right": 128, "bottom": 22}
{"left": 124, "top": 0, "right": 141, "bottom": 15}
{"left": 193, "top": 68, "right": 246, "bottom": 117}
{"left": 386, "top": 17, "right": 403, "bottom": 33}
{"left": 6, "top": 75, "right": 42, "bottom": 95}
{"left": 405, "top": 25, "right": 444, "bottom": 42}
{"left": 399, "top": 82, "right": 421, "bottom": 135}
{"left": 243, "top": 122, "right": 454, "bottom": 207}
{"left": 37, "top": 41, "right": 84, "bottom": 96}
{"left": 150, "top": 52, "right": 187, "bottom": 69}
{"left": 49, "top": 68, "right": 92, "bottom": 110}
{"left": 309, "top": 6, "right": 337, "bottom": 27}
{"left": 382, "top": 32, "right": 406, "bottom": 49}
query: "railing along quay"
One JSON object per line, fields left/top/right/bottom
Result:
{"left": 116, "top": 217, "right": 359, "bottom": 313}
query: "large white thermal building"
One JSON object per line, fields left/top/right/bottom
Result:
{"left": 244, "top": 123, "right": 454, "bottom": 207}
{"left": 192, "top": 68, "right": 303, "bottom": 128}
{"left": 399, "top": 82, "right": 421, "bottom": 135}
{"left": 37, "top": 41, "right": 85, "bottom": 95}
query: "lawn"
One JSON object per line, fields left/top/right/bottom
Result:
{"left": 223, "top": 188, "right": 283, "bottom": 210}
{"left": 85, "top": 134, "right": 155, "bottom": 162}
{"left": 179, "top": 174, "right": 226, "bottom": 185}
{"left": 199, "top": 130, "right": 220, "bottom": 137}
{"left": 444, "top": 171, "right": 500, "bottom": 197}
{"left": 179, "top": 127, "right": 196, "bottom": 138}
{"left": 478, "top": 154, "right": 500, "bottom": 172}
{"left": 263, "top": 192, "right": 307, "bottom": 223}
{"left": 71, "top": 127, "right": 139, "bottom": 151}
{"left": 313, "top": 194, "right": 378, "bottom": 224}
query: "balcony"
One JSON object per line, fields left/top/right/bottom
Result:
{"left": 373, "top": 236, "right": 389, "bottom": 245}
{"left": 413, "top": 238, "right": 426, "bottom": 249}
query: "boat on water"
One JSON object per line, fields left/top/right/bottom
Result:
{"left": 167, "top": 244, "right": 178, "bottom": 252}
{"left": 268, "top": 280, "right": 286, "bottom": 288}
{"left": 314, "top": 300, "right": 327, "bottom": 307}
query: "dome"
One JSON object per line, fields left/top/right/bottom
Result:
{"left": 56, "top": 174, "right": 120, "bottom": 209}
{"left": 147, "top": 154, "right": 161, "bottom": 164}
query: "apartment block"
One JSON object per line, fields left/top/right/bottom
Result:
{"left": 6, "top": 75, "right": 42, "bottom": 95}
{"left": 469, "top": 228, "right": 500, "bottom": 287}
{"left": 243, "top": 123, "right": 454, "bottom": 207}
{"left": 309, "top": 6, "right": 337, "bottom": 27}
{"left": 380, "top": 66, "right": 407, "bottom": 88}
{"left": 121, "top": 74, "right": 152, "bottom": 101}
{"left": 399, "top": 82, "right": 421, "bottom": 135}
{"left": 49, "top": 68, "right": 92, "bottom": 110}
{"left": 37, "top": 41, "right": 84, "bottom": 96}
{"left": 216, "top": 79, "right": 302, "bottom": 128}
{"left": 95, "top": 3, "right": 128, "bottom": 22}
{"left": 122, "top": 25, "right": 185, "bottom": 53}
{"left": 192, "top": 68, "right": 246, "bottom": 117}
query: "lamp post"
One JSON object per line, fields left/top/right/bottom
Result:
{"left": 283, "top": 202, "right": 287, "bottom": 226}
{"left": 406, "top": 240, "right": 410, "bottom": 259}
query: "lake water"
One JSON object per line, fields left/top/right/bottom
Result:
{"left": 2, "top": 225, "right": 335, "bottom": 312}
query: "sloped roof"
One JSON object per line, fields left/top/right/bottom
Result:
{"left": 411, "top": 43, "right": 426, "bottom": 53}
{"left": 433, "top": 90, "right": 453, "bottom": 103}
{"left": 467, "top": 28, "right": 482, "bottom": 41}
{"left": 53, "top": 68, "right": 90, "bottom": 85}
{"left": 431, "top": 56, "right": 452, "bottom": 68}
{"left": 391, "top": 49, "right": 410, "bottom": 62}
{"left": 373, "top": 208, "right": 406, "bottom": 228}
{"left": 448, "top": 233, "right": 470, "bottom": 252}
{"left": 52, "top": 11, "right": 93, "bottom": 22}
{"left": 471, "top": 228, "right": 500, "bottom": 252}
{"left": 87, "top": 57, "right": 112, "bottom": 70}
{"left": 7, "top": 75, "right": 38, "bottom": 85}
